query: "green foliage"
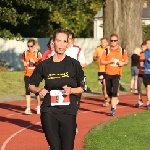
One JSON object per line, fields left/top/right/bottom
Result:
{"left": 143, "top": 24, "right": 150, "bottom": 41}
{"left": 0, "top": 0, "right": 50, "bottom": 39}
{"left": 49, "top": 0, "right": 103, "bottom": 37}
{"left": 0, "top": 0, "right": 103, "bottom": 38}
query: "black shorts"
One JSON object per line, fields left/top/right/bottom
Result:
{"left": 24, "top": 76, "right": 40, "bottom": 95}
{"left": 138, "top": 74, "right": 143, "bottom": 78}
{"left": 105, "top": 74, "right": 120, "bottom": 97}
{"left": 143, "top": 74, "right": 150, "bottom": 87}
{"left": 98, "top": 72, "right": 106, "bottom": 79}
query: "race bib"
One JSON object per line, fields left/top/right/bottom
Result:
{"left": 50, "top": 90, "right": 70, "bottom": 106}
{"left": 27, "top": 62, "right": 36, "bottom": 69}
{"left": 110, "top": 59, "right": 119, "bottom": 66}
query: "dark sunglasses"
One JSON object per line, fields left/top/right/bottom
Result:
{"left": 28, "top": 45, "right": 33, "bottom": 48}
{"left": 111, "top": 40, "right": 118, "bottom": 42}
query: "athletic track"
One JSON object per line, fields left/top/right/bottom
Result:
{"left": 0, "top": 94, "right": 147, "bottom": 150}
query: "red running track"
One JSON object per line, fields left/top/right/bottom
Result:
{"left": 0, "top": 94, "right": 147, "bottom": 150}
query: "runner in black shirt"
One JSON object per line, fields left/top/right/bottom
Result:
{"left": 29, "top": 29, "right": 84, "bottom": 150}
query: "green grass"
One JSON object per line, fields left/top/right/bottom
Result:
{"left": 84, "top": 111, "right": 150, "bottom": 150}
{"left": 0, "top": 62, "right": 131, "bottom": 97}
{"left": 0, "top": 71, "right": 44, "bottom": 97}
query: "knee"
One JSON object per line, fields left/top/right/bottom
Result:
{"left": 112, "top": 93, "right": 118, "bottom": 97}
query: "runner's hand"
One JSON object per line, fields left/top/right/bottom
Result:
{"left": 24, "top": 62, "right": 27, "bottom": 66}
{"left": 37, "top": 88, "right": 49, "bottom": 97}
{"left": 29, "top": 58, "right": 35, "bottom": 63}
{"left": 118, "top": 61, "right": 124, "bottom": 66}
{"left": 62, "top": 85, "right": 71, "bottom": 95}
{"left": 110, "top": 58, "right": 115, "bottom": 63}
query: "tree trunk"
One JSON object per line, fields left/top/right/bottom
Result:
{"left": 103, "top": 0, "right": 145, "bottom": 58}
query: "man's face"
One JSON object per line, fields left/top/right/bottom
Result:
{"left": 53, "top": 33, "right": 68, "bottom": 54}
{"left": 146, "top": 40, "right": 150, "bottom": 50}
{"left": 101, "top": 39, "right": 108, "bottom": 48}
{"left": 110, "top": 36, "right": 118, "bottom": 47}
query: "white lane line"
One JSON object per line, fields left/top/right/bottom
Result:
{"left": 1, "top": 122, "right": 40, "bottom": 150}
{"left": 0, "top": 104, "right": 135, "bottom": 150}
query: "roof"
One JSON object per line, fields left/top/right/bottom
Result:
{"left": 142, "top": 7, "right": 150, "bottom": 18}
{"left": 94, "top": 7, "right": 150, "bottom": 19}
{"left": 94, "top": 8, "right": 103, "bottom": 18}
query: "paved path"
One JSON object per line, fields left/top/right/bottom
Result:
{"left": 0, "top": 94, "right": 147, "bottom": 150}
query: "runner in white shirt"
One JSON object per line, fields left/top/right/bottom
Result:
{"left": 66, "top": 30, "right": 86, "bottom": 68}
{"left": 66, "top": 29, "right": 86, "bottom": 134}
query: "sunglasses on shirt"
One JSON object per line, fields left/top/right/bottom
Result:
{"left": 110, "top": 40, "right": 118, "bottom": 42}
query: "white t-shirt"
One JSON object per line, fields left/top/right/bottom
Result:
{"left": 65, "top": 45, "right": 86, "bottom": 64}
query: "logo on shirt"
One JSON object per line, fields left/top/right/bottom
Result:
{"left": 47, "top": 72, "right": 69, "bottom": 79}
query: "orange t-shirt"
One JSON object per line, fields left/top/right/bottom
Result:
{"left": 101, "top": 47, "right": 128, "bottom": 75}
{"left": 138, "top": 52, "right": 145, "bottom": 75}
{"left": 22, "top": 50, "right": 42, "bottom": 77}
{"left": 93, "top": 46, "right": 106, "bottom": 72}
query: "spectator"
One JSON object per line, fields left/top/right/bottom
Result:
{"left": 130, "top": 47, "right": 142, "bottom": 94}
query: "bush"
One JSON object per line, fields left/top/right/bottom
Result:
{"left": 143, "top": 24, "right": 150, "bottom": 41}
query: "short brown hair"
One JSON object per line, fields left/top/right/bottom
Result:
{"left": 145, "top": 38, "right": 150, "bottom": 43}
{"left": 141, "top": 41, "right": 146, "bottom": 46}
{"left": 53, "top": 28, "right": 69, "bottom": 41}
{"left": 110, "top": 34, "right": 118, "bottom": 38}
{"left": 100, "top": 38, "right": 108, "bottom": 41}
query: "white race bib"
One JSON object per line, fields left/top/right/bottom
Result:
{"left": 110, "top": 59, "right": 119, "bottom": 66}
{"left": 50, "top": 90, "right": 70, "bottom": 106}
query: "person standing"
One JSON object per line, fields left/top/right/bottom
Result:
{"left": 130, "top": 48, "right": 142, "bottom": 94}
{"left": 29, "top": 28, "right": 84, "bottom": 150}
{"left": 93, "top": 38, "right": 108, "bottom": 105}
{"left": 22, "top": 38, "right": 42, "bottom": 114}
{"left": 135, "top": 42, "right": 147, "bottom": 107}
{"left": 143, "top": 38, "right": 150, "bottom": 109}
{"left": 101, "top": 34, "right": 128, "bottom": 116}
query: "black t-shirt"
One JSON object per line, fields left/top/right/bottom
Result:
{"left": 29, "top": 56, "right": 84, "bottom": 115}
{"left": 131, "top": 54, "right": 140, "bottom": 67}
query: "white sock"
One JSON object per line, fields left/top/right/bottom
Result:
{"left": 27, "top": 108, "right": 30, "bottom": 110}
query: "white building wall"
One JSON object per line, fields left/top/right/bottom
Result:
{"left": 142, "top": 19, "right": 150, "bottom": 25}
{"left": 94, "top": 19, "right": 103, "bottom": 39}
{"left": 0, "top": 38, "right": 100, "bottom": 70}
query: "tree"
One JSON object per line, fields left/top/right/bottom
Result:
{"left": 103, "top": 0, "right": 145, "bottom": 57}
{"left": 143, "top": 24, "right": 150, "bottom": 41}
{"left": 0, "top": 0, "right": 50, "bottom": 39}
{"left": 48, "top": 0, "right": 103, "bottom": 37}
{"left": 0, "top": 0, "right": 103, "bottom": 38}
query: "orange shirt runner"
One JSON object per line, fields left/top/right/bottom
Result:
{"left": 101, "top": 47, "right": 128, "bottom": 75}
{"left": 138, "top": 52, "right": 145, "bottom": 75}
{"left": 93, "top": 46, "right": 106, "bottom": 72}
{"left": 22, "top": 50, "right": 42, "bottom": 77}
